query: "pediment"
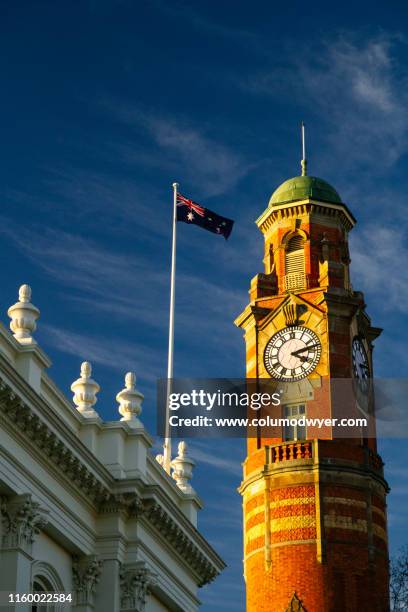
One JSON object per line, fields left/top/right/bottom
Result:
{"left": 257, "top": 291, "right": 325, "bottom": 333}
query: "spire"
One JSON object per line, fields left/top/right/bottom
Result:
{"left": 301, "top": 121, "right": 307, "bottom": 176}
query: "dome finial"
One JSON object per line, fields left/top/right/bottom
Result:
{"left": 301, "top": 121, "right": 307, "bottom": 176}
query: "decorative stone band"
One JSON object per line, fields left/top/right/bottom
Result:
{"left": 245, "top": 495, "right": 316, "bottom": 525}
{"left": 323, "top": 496, "right": 387, "bottom": 543}
{"left": 0, "top": 376, "right": 225, "bottom": 587}
{"left": 241, "top": 441, "right": 389, "bottom": 564}
{"left": 244, "top": 490, "right": 387, "bottom": 561}
{"left": 244, "top": 484, "right": 317, "bottom": 557}
{"left": 324, "top": 513, "right": 367, "bottom": 532}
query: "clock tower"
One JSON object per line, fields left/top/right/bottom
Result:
{"left": 235, "top": 155, "right": 389, "bottom": 611}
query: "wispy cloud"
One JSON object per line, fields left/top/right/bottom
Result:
{"left": 0, "top": 219, "right": 246, "bottom": 360}
{"left": 301, "top": 35, "right": 399, "bottom": 111}
{"left": 302, "top": 34, "right": 408, "bottom": 167}
{"left": 351, "top": 224, "right": 408, "bottom": 312}
{"left": 189, "top": 442, "right": 243, "bottom": 477}
{"left": 41, "top": 166, "right": 170, "bottom": 238}
{"left": 150, "top": 0, "right": 260, "bottom": 52}
{"left": 0, "top": 220, "right": 170, "bottom": 325}
{"left": 243, "top": 32, "right": 408, "bottom": 168}
{"left": 41, "top": 323, "right": 159, "bottom": 380}
{"left": 147, "top": 117, "right": 249, "bottom": 196}
{"left": 200, "top": 495, "right": 242, "bottom": 530}
{"left": 106, "top": 104, "right": 251, "bottom": 197}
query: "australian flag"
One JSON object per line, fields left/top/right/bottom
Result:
{"left": 176, "top": 193, "right": 234, "bottom": 240}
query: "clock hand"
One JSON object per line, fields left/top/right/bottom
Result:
{"left": 291, "top": 344, "right": 319, "bottom": 357}
{"left": 359, "top": 364, "right": 370, "bottom": 378}
{"left": 297, "top": 355, "right": 308, "bottom": 363}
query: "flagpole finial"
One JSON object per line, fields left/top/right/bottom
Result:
{"left": 172, "top": 182, "right": 179, "bottom": 189}
{"left": 301, "top": 122, "right": 307, "bottom": 177}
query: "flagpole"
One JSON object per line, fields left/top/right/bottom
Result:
{"left": 301, "top": 121, "right": 307, "bottom": 176}
{"left": 163, "top": 182, "right": 178, "bottom": 473}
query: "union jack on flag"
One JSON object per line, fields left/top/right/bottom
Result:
{"left": 176, "top": 192, "right": 234, "bottom": 240}
{"left": 176, "top": 193, "right": 205, "bottom": 217}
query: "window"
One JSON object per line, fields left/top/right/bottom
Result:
{"left": 30, "top": 563, "right": 64, "bottom": 612}
{"left": 32, "top": 576, "right": 54, "bottom": 612}
{"left": 284, "top": 235, "right": 306, "bottom": 290}
{"left": 283, "top": 404, "right": 306, "bottom": 441}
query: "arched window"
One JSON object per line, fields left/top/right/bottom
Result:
{"left": 31, "top": 562, "right": 64, "bottom": 612}
{"left": 284, "top": 234, "right": 306, "bottom": 290}
{"left": 32, "top": 576, "right": 54, "bottom": 612}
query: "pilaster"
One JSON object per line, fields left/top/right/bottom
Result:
{"left": 119, "top": 561, "right": 157, "bottom": 612}
{"left": 72, "top": 555, "right": 103, "bottom": 611}
{"left": 0, "top": 494, "right": 49, "bottom": 612}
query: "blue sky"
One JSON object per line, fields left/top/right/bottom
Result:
{"left": 1, "top": 2, "right": 408, "bottom": 609}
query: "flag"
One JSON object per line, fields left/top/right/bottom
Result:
{"left": 176, "top": 193, "right": 234, "bottom": 240}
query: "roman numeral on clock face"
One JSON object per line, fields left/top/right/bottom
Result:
{"left": 263, "top": 325, "right": 322, "bottom": 382}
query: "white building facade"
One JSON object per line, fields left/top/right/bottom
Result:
{"left": 0, "top": 285, "right": 224, "bottom": 611}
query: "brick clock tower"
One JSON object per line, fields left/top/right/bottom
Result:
{"left": 235, "top": 156, "right": 390, "bottom": 611}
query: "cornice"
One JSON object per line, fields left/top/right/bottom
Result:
{"left": 0, "top": 366, "right": 115, "bottom": 501}
{"left": 136, "top": 538, "right": 202, "bottom": 609}
{"left": 40, "top": 370, "right": 85, "bottom": 431}
{"left": 143, "top": 498, "right": 225, "bottom": 586}
{"left": 239, "top": 454, "right": 388, "bottom": 497}
{"left": 0, "top": 371, "right": 225, "bottom": 586}
{"left": 109, "top": 479, "right": 225, "bottom": 585}
{"left": 0, "top": 444, "right": 97, "bottom": 551}
{"left": 256, "top": 199, "right": 356, "bottom": 234}
{"left": 95, "top": 488, "right": 226, "bottom": 586}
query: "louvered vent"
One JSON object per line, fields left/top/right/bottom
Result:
{"left": 284, "top": 235, "right": 306, "bottom": 290}
{"left": 286, "top": 235, "right": 304, "bottom": 253}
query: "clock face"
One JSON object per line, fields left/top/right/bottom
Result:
{"left": 352, "top": 337, "right": 370, "bottom": 394}
{"left": 264, "top": 326, "right": 321, "bottom": 381}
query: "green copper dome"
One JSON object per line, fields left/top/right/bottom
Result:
{"left": 269, "top": 175, "right": 342, "bottom": 207}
